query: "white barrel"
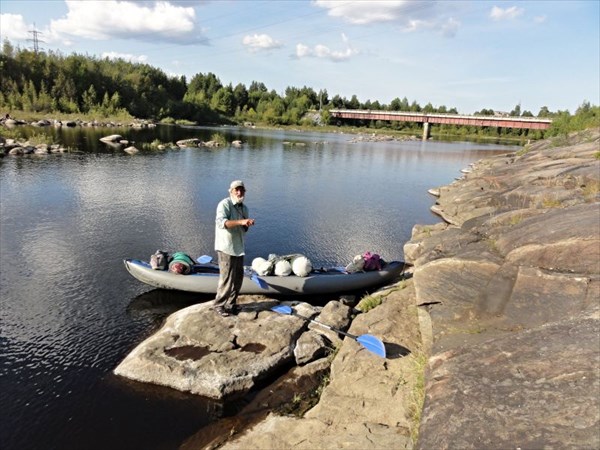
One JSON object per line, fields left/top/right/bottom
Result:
{"left": 291, "top": 256, "right": 312, "bottom": 277}
{"left": 274, "top": 260, "right": 292, "bottom": 276}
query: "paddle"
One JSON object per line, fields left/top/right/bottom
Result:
{"left": 271, "top": 304, "right": 386, "bottom": 358}
{"left": 196, "top": 255, "right": 268, "bottom": 289}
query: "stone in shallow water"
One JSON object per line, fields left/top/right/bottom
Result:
{"left": 114, "top": 299, "right": 320, "bottom": 399}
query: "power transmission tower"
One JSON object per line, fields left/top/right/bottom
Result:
{"left": 28, "top": 23, "right": 44, "bottom": 53}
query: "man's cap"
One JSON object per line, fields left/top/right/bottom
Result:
{"left": 230, "top": 180, "right": 245, "bottom": 190}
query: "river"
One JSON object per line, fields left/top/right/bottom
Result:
{"left": 0, "top": 124, "right": 518, "bottom": 449}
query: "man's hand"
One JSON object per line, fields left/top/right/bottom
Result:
{"left": 242, "top": 218, "right": 255, "bottom": 227}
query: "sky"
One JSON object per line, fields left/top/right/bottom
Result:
{"left": 1, "top": 0, "right": 598, "bottom": 115}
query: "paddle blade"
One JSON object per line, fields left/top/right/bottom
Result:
{"left": 252, "top": 274, "right": 269, "bottom": 290}
{"left": 271, "top": 304, "right": 293, "bottom": 315}
{"left": 197, "top": 255, "right": 213, "bottom": 264}
{"left": 356, "top": 334, "right": 387, "bottom": 358}
{"left": 244, "top": 267, "right": 269, "bottom": 289}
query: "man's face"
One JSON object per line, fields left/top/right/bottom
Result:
{"left": 232, "top": 186, "right": 245, "bottom": 202}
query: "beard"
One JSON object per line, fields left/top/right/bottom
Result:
{"left": 230, "top": 193, "right": 244, "bottom": 205}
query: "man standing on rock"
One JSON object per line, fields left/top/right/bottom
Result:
{"left": 212, "top": 180, "right": 255, "bottom": 317}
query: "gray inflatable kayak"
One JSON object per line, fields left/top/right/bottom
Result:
{"left": 124, "top": 258, "right": 405, "bottom": 296}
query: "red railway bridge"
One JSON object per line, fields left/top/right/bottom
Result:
{"left": 329, "top": 109, "right": 552, "bottom": 140}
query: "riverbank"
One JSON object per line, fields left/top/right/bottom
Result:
{"left": 188, "top": 128, "right": 598, "bottom": 449}
{"left": 410, "top": 128, "right": 599, "bottom": 449}
{"left": 0, "top": 117, "right": 527, "bottom": 159}
{"left": 1, "top": 110, "right": 533, "bottom": 146}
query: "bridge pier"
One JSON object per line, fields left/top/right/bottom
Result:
{"left": 423, "top": 122, "right": 430, "bottom": 140}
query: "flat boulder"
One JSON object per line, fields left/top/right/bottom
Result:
{"left": 176, "top": 138, "right": 201, "bottom": 148}
{"left": 99, "top": 134, "right": 123, "bottom": 143}
{"left": 115, "top": 299, "right": 315, "bottom": 399}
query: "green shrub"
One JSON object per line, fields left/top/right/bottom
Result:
{"left": 210, "top": 133, "right": 227, "bottom": 146}
{"left": 547, "top": 101, "right": 600, "bottom": 137}
{"left": 355, "top": 295, "right": 383, "bottom": 312}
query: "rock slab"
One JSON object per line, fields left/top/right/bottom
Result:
{"left": 114, "top": 300, "right": 306, "bottom": 399}
{"left": 407, "top": 129, "right": 600, "bottom": 449}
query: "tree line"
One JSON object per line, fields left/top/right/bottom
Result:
{"left": 1, "top": 40, "right": 597, "bottom": 137}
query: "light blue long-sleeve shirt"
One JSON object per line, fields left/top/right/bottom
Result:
{"left": 214, "top": 197, "right": 249, "bottom": 256}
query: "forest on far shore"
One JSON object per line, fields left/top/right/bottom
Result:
{"left": 1, "top": 40, "right": 598, "bottom": 138}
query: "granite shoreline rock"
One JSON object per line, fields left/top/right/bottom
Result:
{"left": 114, "top": 299, "right": 353, "bottom": 400}
{"left": 411, "top": 128, "right": 600, "bottom": 449}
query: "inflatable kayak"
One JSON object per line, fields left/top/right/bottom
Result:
{"left": 123, "top": 258, "right": 405, "bottom": 296}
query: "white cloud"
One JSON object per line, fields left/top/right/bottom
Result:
{"left": 314, "top": 0, "right": 419, "bottom": 25}
{"left": 295, "top": 33, "right": 357, "bottom": 62}
{"left": 49, "top": 0, "right": 206, "bottom": 44}
{"left": 102, "top": 51, "right": 148, "bottom": 63}
{"left": 533, "top": 15, "right": 547, "bottom": 24}
{"left": 490, "top": 6, "right": 524, "bottom": 21}
{"left": 296, "top": 43, "right": 311, "bottom": 58}
{"left": 242, "top": 33, "right": 282, "bottom": 52}
{"left": 399, "top": 15, "right": 460, "bottom": 38}
{"left": 0, "top": 13, "right": 30, "bottom": 41}
{"left": 314, "top": 0, "right": 459, "bottom": 37}
{"left": 404, "top": 19, "right": 430, "bottom": 33}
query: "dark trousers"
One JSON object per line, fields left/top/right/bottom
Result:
{"left": 213, "top": 251, "right": 244, "bottom": 308}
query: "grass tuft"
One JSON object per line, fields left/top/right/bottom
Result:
{"left": 355, "top": 294, "right": 383, "bottom": 312}
{"left": 140, "top": 139, "right": 175, "bottom": 151}
{"left": 540, "top": 196, "right": 562, "bottom": 208}
{"left": 581, "top": 179, "right": 600, "bottom": 201}
{"left": 355, "top": 283, "right": 406, "bottom": 313}
{"left": 409, "top": 352, "right": 427, "bottom": 443}
{"left": 25, "top": 132, "right": 57, "bottom": 146}
{"left": 508, "top": 214, "right": 523, "bottom": 226}
{"left": 276, "top": 373, "right": 331, "bottom": 417}
{"left": 210, "top": 133, "right": 227, "bottom": 146}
